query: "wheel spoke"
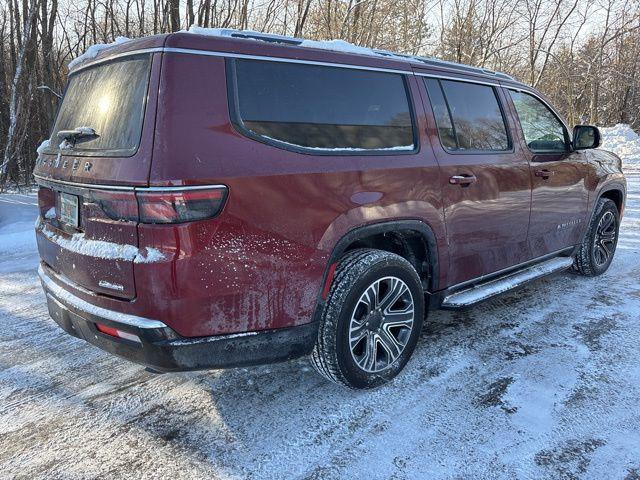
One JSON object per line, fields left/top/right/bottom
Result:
{"left": 599, "top": 214, "right": 614, "bottom": 232}
{"left": 600, "top": 231, "right": 616, "bottom": 243}
{"left": 377, "top": 327, "right": 403, "bottom": 362}
{"left": 379, "top": 278, "right": 408, "bottom": 313}
{"left": 358, "top": 283, "right": 379, "bottom": 313}
{"left": 382, "top": 307, "right": 414, "bottom": 329}
{"left": 361, "top": 333, "right": 377, "bottom": 371}
{"left": 349, "top": 321, "right": 369, "bottom": 348}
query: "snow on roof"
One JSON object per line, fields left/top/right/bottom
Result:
{"left": 67, "top": 26, "right": 513, "bottom": 80}
{"left": 68, "top": 36, "right": 130, "bottom": 69}
{"left": 183, "top": 26, "right": 513, "bottom": 79}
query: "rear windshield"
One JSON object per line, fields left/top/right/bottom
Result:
{"left": 48, "top": 54, "right": 151, "bottom": 156}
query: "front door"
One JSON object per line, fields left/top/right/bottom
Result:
{"left": 418, "top": 74, "right": 532, "bottom": 286}
{"left": 506, "top": 90, "right": 590, "bottom": 258}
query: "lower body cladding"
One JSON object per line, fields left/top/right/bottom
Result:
{"left": 38, "top": 264, "right": 318, "bottom": 372}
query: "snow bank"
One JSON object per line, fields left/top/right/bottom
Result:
{"left": 68, "top": 36, "right": 130, "bottom": 69}
{"left": 600, "top": 124, "right": 640, "bottom": 162}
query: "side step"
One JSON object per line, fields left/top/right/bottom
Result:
{"left": 441, "top": 256, "right": 574, "bottom": 309}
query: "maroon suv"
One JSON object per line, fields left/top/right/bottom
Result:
{"left": 34, "top": 30, "right": 626, "bottom": 388}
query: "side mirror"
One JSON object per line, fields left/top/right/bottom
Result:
{"left": 572, "top": 125, "right": 601, "bottom": 150}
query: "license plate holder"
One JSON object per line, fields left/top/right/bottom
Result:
{"left": 59, "top": 192, "right": 79, "bottom": 227}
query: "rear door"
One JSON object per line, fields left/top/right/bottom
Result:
{"left": 417, "top": 73, "right": 532, "bottom": 286}
{"left": 506, "top": 89, "right": 590, "bottom": 257}
{"left": 34, "top": 53, "right": 159, "bottom": 299}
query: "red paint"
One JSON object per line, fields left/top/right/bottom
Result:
{"left": 34, "top": 33, "right": 625, "bottom": 342}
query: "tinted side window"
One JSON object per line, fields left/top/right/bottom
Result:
{"left": 509, "top": 91, "right": 567, "bottom": 152}
{"left": 423, "top": 79, "right": 457, "bottom": 150}
{"left": 424, "top": 78, "right": 510, "bottom": 151}
{"left": 231, "top": 59, "right": 416, "bottom": 152}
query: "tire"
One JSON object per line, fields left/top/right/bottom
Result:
{"left": 574, "top": 197, "right": 620, "bottom": 276}
{"left": 311, "top": 248, "right": 425, "bottom": 389}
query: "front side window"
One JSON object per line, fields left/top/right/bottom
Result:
{"left": 509, "top": 91, "right": 567, "bottom": 152}
{"left": 230, "top": 59, "right": 416, "bottom": 152}
{"left": 424, "top": 78, "right": 510, "bottom": 151}
{"left": 49, "top": 55, "right": 151, "bottom": 155}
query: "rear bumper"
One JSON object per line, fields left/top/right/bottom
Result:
{"left": 39, "top": 264, "right": 318, "bottom": 372}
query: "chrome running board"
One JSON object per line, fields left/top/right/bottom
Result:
{"left": 441, "top": 256, "right": 574, "bottom": 309}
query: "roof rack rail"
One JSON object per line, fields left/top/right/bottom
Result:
{"left": 187, "top": 28, "right": 515, "bottom": 81}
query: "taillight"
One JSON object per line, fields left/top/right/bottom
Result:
{"left": 92, "top": 190, "right": 139, "bottom": 221}
{"left": 93, "top": 186, "right": 228, "bottom": 224}
{"left": 137, "top": 188, "right": 228, "bottom": 224}
{"left": 37, "top": 186, "right": 56, "bottom": 217}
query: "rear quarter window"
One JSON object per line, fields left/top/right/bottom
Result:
{"left": 228, "top": 59, "right": 417, "bottom": 153}
{"left": 48, "top": 55, "right": 151, "bottom": 156}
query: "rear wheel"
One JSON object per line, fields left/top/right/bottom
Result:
{"left": 574, "top": 197, "right": 619, "bottom": 276}
{"left": 311, "top": 249, "right": 424, "bottom": 389}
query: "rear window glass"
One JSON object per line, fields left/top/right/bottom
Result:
{"left": 49, "top": 55, "right": 151, "bottom": 155}
{"left": 424, "top": 78, "right": 510, "bottom": 151}
{"left": 230, "top": 59, "right": 416, "bottom": 152}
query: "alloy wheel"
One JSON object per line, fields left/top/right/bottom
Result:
{"left": 348, "top": 276, "right": 415, "bottom": 373}
{"left": 593, "top": 210, "right": 617, "bottom": 267}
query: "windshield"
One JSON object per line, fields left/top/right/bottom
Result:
{"left": 49, "top": 54, "right": 151, "bottom": 155}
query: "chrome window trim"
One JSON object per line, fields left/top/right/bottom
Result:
{"left": 35, "top": 175, "right": 135, "bottom": 191}
{"left": 164, "top": 47, "right": 411, "bottom": 75}
{"left": 414, "top": 72, "right": 502, "bottom": 88}
{"left": 70, "top": 46, "right": 519, "bottom": 89}
{"left": 34, "top": 174, "right": 226, "bottom": 192}
{"left": 141, "top": 184, "right": 227, "bottom": 191}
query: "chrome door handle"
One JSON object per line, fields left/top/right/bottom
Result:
{"left": 535, "top": 169, "right": 554, "bottom": 179}
{"left": 449, "top": 174, "right": 477, "bottom": 186}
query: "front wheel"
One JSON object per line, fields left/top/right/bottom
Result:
{"left": 574, "top": 197, "right": 620, "bottom": 276}
{"left": 311, "top": 249, "right": 425, "bottom": 389}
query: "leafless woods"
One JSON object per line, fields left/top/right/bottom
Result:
{"left": 0, "top": 0, "right": 638, "bottom": 188}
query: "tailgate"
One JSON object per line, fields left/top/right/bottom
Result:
{"left": 36, "top": 182, "right": 140, "bottom": 299}
{"left": 33, "top": 51, "right": 162, "bottom": 299}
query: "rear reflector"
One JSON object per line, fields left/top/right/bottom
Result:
{"left": 92, "top": 186, "right": 228, "bottom": 224}
{"left": 95, "top": 323, "right": 141, "bottom": 343}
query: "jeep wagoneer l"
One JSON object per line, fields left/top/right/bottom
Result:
{"left": 34, "top": 30, "right": 625, "bottom": 388}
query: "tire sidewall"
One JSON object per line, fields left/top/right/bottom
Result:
{"left": 334, "top": 259, "right": 424, "bottom": 389}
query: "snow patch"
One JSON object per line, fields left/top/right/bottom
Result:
{"left": 36, "top": 139, "right": 50, "bottom": 154}
{"left": 600, "top": 124, "right": 640, "bottom": 163}
{"left": 184, "top": 25, "right": 378, "bottom": 57}
{"left": 298, "top": 38, "right": 375, "bottom": 56}
{"left": 68, "top": 36, "right": 130, "bottom": 69}
{"left": 44, "top": 207, "right": 56, "bottom": 220}
{"left": 39, "top": 226, "right": 165, "bottom": 264}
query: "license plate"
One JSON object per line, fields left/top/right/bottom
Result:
{"left": 59, "top": 192, "right": 79, "bottom": 227}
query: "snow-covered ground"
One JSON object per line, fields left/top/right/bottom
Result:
{"left": 1, "top": 127, "right": 640, "bottom": 479}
